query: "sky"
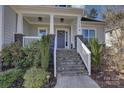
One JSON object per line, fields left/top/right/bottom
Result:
{"left": 84, "top": 5, "right": 123, "bottom": 20}
{"left": 84, "top": 5, "right": 104, "bottom": 20}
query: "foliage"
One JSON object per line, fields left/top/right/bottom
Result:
{"left": 1, "top": 35, "right": 50, "bottom": 71}
{"left": 89, "top": 8, "right": 98, "bottom": 19}
{"left": 89, "top": 38, "right": 102, "bottom": 72}
{"left": 40, "top": 35, "right": 50, "bottom": 70}
{"left": 23, "top": 66, "right": 48, "bottom": 88}
{"left": 1, "top": 41, "right": 23, "bottom": 68}
{"left": 21, "top": 35, "right": 50, "bottom": 70}
{"left": 103, "top": 6, "right": 124, "bottom": 72}
{"left": 0, "top": 68, "right": 23, "bottom": 88}
{"left": 16, "top": 44, "right": 37, "bottom": 69}
{"left": 0, "top": 35, "right": 51, "bottom": 88}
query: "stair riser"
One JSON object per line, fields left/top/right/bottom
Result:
{"left": 57, "top": 67, "right": 85, "bottom": 70}
{"left": 59, "top": 72, "right": 88, "bottom": 76}
{"left": 56, "top": 49, "right": 88, "bottom": 76}
{"left": 57, "top": 62, "right": 82, "bottom": 65}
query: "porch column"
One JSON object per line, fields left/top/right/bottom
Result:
{"left": 0, "top": 6, "right": 4, "bottom": 52}
{"left": 77, "top": 16, "right": 81, "bottom": 35}
{"left": 75, "top": 16, "right": 82, "bottom": 49}
{"left": 17, "top": 13, "right": 23, "bottom": 34}
{"left": 50, "top": 14, "right": 54, "bottom": 34}
{"left": 15, "top": 13, "right": 23, "bottom": 46}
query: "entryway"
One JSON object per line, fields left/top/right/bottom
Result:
{"left": 56, "top": 28, "right": 69, "bottom": 49}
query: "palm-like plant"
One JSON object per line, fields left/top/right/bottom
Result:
{"left": 40, "top": 35, "right": 50, "bottom": 70}
{"left": 89, "top": 38, "right": 102, "bottom": 72}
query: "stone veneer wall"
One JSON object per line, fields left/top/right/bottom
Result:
{"left": 48, "top": 34, "right": 55, "bottom": 74}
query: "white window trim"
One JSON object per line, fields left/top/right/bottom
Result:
{"left": 37, "top": 27, "right": 48, "bottom": 36}
{"left": 56, "top": 28, "right": 70, "bottom": 49}
{"left": 81, "top": 28, "right": 97, "bottom": 41}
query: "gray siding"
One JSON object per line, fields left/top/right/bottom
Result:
{"left": 81, "top": 22, "right": 105, "bottom": 44}
{"left": 23, "top": 19, "right": 32, "bottom": 36}
{"left": 97, "top": 26, "right": 105, "bottom": 44}
{"left": 4, "top": 6, "right": 17, "bottom": 46}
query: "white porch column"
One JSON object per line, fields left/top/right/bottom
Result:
{"left": 17, "top": 13, "right": 23, "bottom": 34}
{"left": 77, "top": 16, "right": 81, "bottom": 35}
{"left": 50, "top": 14, "right": 54, "bottom": 34}
{"left": 0, "top": 6, "right": 4, "bottom": 52}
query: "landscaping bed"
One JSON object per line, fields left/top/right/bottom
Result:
{"left": 92, "top": 70, "right": 124, "bottom": 88}
{"left": 42, "top": 73, "right": 57, "bottom": 88}
{"left": 0, "top": 35, "right": 56, "bottom": 88}
{"left": 89, "top": 39, "right": 124, "bottom": 88}
{"left": 91, "top": 56, "right": 124, "bottom": 88}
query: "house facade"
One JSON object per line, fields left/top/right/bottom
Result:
{"left": 0, "top": 5, "right": 105, "bottom": 76}
{"left": 0, "top": 5, "right": 105, "bottom": 51}
{"left": 105, "top": 28, "right": 124, "bottom": 47}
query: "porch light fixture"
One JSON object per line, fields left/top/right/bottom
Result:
{"left": 38, "top": 17, "right": 42, "bottom": 21}
{"left": 60, "top": 18, "right": 64, "bottom": 23}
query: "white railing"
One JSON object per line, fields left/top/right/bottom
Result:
{"left": 54, "top": 36, "right": 57, "bottom": 77}
{"left": 23, "top": 36, "right": 41, "bottom": 47}
{"left": 77, "top": 37, "right": 91, "bottom": 75}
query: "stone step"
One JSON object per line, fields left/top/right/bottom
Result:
{"left": 56, "top": 49, "right": 88, "bottom": 76}
{"left": 57, "top": 63, "right": 85, "bottom": 67}
{"left": 57, "top": 66, "right": 85, "bottom": 72}
{"left": 57, "top": 57, "right": 81, "bottom": 60}
{"left": 57, "top": 53, "right": 80, "bottom": 56}
{"left": 57, "top": 61, "right": 82, "bottom": 65}
{"left": 59, "top": 70, "right": 88, "bottom": 76}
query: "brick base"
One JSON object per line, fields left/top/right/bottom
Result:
{"left": 48, "top": 34, "right": 55, "bottom": 74}
{"left": 14, "top": 34, "right": 23, "bottom": 46}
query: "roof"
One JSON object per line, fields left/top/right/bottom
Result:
{"left": 81, "top": 17, "right": 104, "bottom": 22}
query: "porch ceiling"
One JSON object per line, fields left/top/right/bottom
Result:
{"left": 24, "top": 15, "right": 76, "bottom": 25}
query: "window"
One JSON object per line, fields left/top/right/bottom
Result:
{"left": 38, "top": 28, "right": 47, "bottom": 37}
{"left": 82, "top": 29, "right": 95, "bottom": 41}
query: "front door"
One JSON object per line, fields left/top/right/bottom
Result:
{"left": 57, "top": 30, "right": 65, "bottom": 48}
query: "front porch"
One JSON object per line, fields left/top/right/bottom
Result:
{"left": 15, "top": 11, "right": 82, "bottom": 49}
{"left": 12, "top": 6, "right": 91, "bottom": 77}
{"left": 23, "top": 15, "right": 81, "bottom": 49}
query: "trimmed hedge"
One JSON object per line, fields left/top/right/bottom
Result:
{"left": 23, "top": 66, "right": 48, "bottom": 88}
{"left": 0, "top": 69, "right": 23, "bottom": 88}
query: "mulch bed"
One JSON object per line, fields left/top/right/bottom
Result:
{"left": 42, "top": 73, "right": 57, "bottom": 88}
{"left": 9, "top": 77, "right": 24, "bottom": 88}
{"left": 91, "top": 70, "right": 124, "bottom": 88}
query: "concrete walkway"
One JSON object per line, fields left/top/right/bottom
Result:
{"left": 55, "top": 74, "right": 100, "bottom": 88}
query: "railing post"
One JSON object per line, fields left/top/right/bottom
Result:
{"left": 54, "top": 35, "right": 57, "bottom": 77}
{"left": 23, "top": 36, "right": 24, "bottom": 47}
{"left": 88, "top": 53, "right": 91, "bottom": 75}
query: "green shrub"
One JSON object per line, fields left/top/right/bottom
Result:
{"left": 89, "top": 38, "right": 102, "bottom": 72}
{"left": 0, "top": 68, "right": 23, "bottom": 88}
{"left": 1, "top": 42, "right": 23, "bottom": 68}
{"left": 23, "top": 66, "right": 48, "bottom": 88}
{"left": 40, "top": 35, "right": 50, "bottom": 70}
{"left": 16, "top": 41, "right": 40, "bottom": 69}
{"left": 1, "top": 35, "right": 50, "bottom": 71}
{"left": 17, "top": 58, "right": 33, "bottom": 70}
{"left": 30, "top": 35, "right": 50, "bottom": 70}
{"left": 16, "top": 47, "right": 36, "bottom": 69}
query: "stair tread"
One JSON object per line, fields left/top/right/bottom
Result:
{"left": 57, "top": 67, "right": 85, "bottom": 71}
{"left": 56, "top": 49, "right": 88, "bottom": 76}
{"left": 60, "top": 71, "right": 88, "bottom": 76}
